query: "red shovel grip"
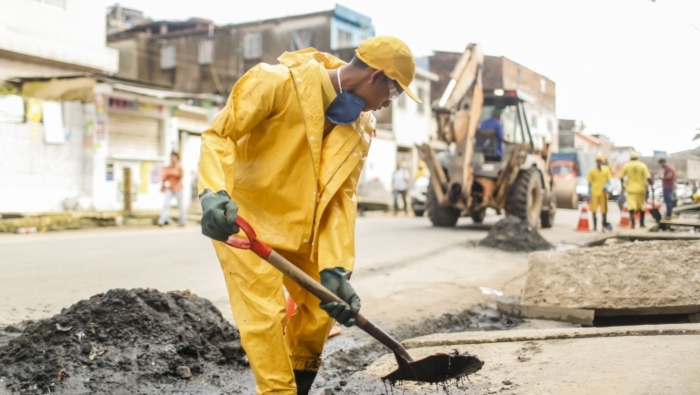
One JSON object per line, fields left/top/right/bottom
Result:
{"left": 224, "top": 216, "right": 273, "bottom": 259}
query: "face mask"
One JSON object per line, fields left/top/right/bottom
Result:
{"left": 325, "top": 66, "right": 365, "bottom": 125}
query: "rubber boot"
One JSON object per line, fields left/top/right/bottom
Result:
{"left": 602, "top": 213, "right": 611, "bottom": 232}
{"left": 294, "top": 370, "right": 318, "bottom": 395}
{"left": 639, "top": 212, "right": 646, "bottom": 228}
{"left": 630, "top": 211, "right": 636, "bottom": 228}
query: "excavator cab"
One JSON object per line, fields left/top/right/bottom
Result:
{"left": 472, "top": 90, "right": 534, "bottom": 180}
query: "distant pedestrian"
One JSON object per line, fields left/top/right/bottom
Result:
{"left": 587, "top": 154, "right": 612, "bottom": 232}
{"left": 620, "top": 151, "right": 652, "bottom": 228}
{"left": 392, "top": 162, "right": 410, "bottom": 214}
{"left": 157, "top": 151, "right": 186, "bottom": 227}
{"left": 657, "top": 158, "right": 676, "bottom": 219}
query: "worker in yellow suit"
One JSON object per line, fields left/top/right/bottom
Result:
{"left": 587, "top": 154, "right": 612, "bottom": 232}
{"left": 620, "top": 151, "right": 652, "bottom": 228}
{"left": 197, "top": 37, "right": 421, "bottom": 395}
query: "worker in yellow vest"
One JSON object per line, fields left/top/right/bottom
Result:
{"left": 620, "top": 151, "right": 652, "bottom": 228}
{"left": 587, "top": 154, "right": 612, "bottom": 231}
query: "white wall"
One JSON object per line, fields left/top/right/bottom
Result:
{"left": 0, "top": 101, "right": 86, "bottom": 213}
{"left": 524, "top": 102, "right": 557, "bottom": 150}
{"left": 392, "top": 76, "right": 433, "bottom": 148}
{"left": 361, "top": 136, "right": 397, "bottom": 193}
{"left": 0, "top": 0, "right": 118, "bottom": 75}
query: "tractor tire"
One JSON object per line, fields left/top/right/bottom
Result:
{"left": 540, "top": 193, "right": 556, "bottom": 228}
{"left": 506, "top": 168, "right": 544, "bottom": 228}
{"left": 427, "top": 182, "right": 460, "bottom": 227}
{"left": 470, "top": 208, "right": 486, "bottom": 223}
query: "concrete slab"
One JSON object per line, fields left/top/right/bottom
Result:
{"left": 521, "top": 240, "right": 700, "bottom": 310}
{"left": 347, "top": 324, "right": 700, "bottom": 395}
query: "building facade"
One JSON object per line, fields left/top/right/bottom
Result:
{"left": 107, "top": 4, "right": 375, "bottom": 96}
{"left": 0, "top": 0, "right": 118, "bottom": 83}
{"left": 0, "top": 74, "right": 220, "bottom": 214}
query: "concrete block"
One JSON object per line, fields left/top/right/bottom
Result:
{"left": 522, "top": 240, "right": 700, "bottom": 310}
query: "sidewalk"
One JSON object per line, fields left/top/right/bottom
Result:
{"left": 0, "top": 209, "right": 202, "bottom": 234}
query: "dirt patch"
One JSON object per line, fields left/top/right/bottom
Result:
{"left": 0, "top": 291, "right": 520, "bottom": 394}
{"left": 479, "top": 217, "right": 553, "bottom": 252}
{"left": 0, "top": 289, "right": 250, "bottom": 394}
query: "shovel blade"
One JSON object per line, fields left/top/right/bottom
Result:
{"left": 382, "top": 351, "right": 484, "bottom": 384}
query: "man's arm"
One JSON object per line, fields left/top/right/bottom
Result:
{"left": 197, "top": 64, "right": 288, "bottom": 241}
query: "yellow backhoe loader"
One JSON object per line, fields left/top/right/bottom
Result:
{"left": 417, "top": 43, "right": 556, "bottom": 228}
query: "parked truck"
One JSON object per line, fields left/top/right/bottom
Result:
{"left": 551, "top": 151, "right": 596, "bottom": 209}
{"left": 417, "top": 43, "right": 556, "bottom": 229}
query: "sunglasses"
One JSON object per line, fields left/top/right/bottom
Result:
{"left": 387, "top": 78, "right": 401, "bottom": 101}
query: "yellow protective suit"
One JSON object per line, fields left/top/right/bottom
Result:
{"left": 587, "top": 165, "right": 611, "bottom": 213}
{"left": 621, "top": 161, "right": 651, "bottom": 211}
{"left": 198, "top": 48, "right": 375, "bottom": 394}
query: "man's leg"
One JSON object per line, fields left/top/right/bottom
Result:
{"left": 630, "top": 209, "right": 636, "bottom": 228}
{"left": 393, "top": 190, "right": 399, "bottom": 213}
{"left": 590, "top": 196, "right": 599, "bottom": 231}
{"left": 592, "top": 212, "right": 598, "bottom": 231}
{"left": 601, "top": 194, "right": 610, "bottom": 231}
{"left": 212, "top": 242, "right": 295, "bottom": 395}
{"left": 663, "top": 188, "right": 674, "bottom": 218}
{"left": 400, "top": 190, "right": 408, "bottom": 212}
{"left": 175, "top": 190, "right": 186, "bottom": 226}
{"left": 158, "top": 190, "right": 173, "bottom": 225}
{"left": 280, "top": 249, "right": 335, "bottom": 395}
{"left": 629, "top": 193, "right": 644, "bottom": 228}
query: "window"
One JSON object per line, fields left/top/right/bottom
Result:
{"left": 531, "top": 115, "right": 538, "bottom": 128}
{"left": 337, "top": 29, "right": 353, "bottom": 49}
{"left": 198, "top": 40, "right": 214, "bottom": 65}
{"left": 540, "top": 78, "right": 547, "bottom": 94}
{"left": 33, "top": 0, "right": 65, "bottom": 8}
{"left": 416, "top": 87, "right": 425, "bottom": 113}
{"left": 160, "top": 45, "right": 176, "bottom": 70}
{"left": 244, "top": 33, "right": 262, "bottom": 60}
{"left": 547, "top": 119, "right": 553, "bottom": 134}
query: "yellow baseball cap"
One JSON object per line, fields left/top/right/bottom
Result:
{"left": 355, "top": 36, "right": 421, "bottom": 104}
{"left": 596, "top": 154, "right": 604, "bottom": 161}
{"left": 630, "top": 151, "right": 639, "bottom": 159}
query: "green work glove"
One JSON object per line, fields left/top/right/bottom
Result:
{"left": 319, "top": 267, "right": 361, "bottom": 327}
{"left": 199, "top": 188, "right": 239, "bottom": 242}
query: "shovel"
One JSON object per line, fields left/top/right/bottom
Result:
{"left": 225, "top": 216, "right": 484, "bottom": 384}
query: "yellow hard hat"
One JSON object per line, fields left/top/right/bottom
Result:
{"left": 629, "top": 151, "right": 639, "bottom": 159}
{"left": 355, "top": 36, "right": 421, "bottom": 104}
{"left": 596, "top": 154, "right": 604, "bottom": 161}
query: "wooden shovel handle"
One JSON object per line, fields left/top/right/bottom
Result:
{"left": 225, "top": 217, "right": 413, "bottom": 363}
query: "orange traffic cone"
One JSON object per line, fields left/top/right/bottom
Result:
{"left": 285, "top": 294, "right": 342, "bottom": 338}
{"left": 575, "top": 198, "right": 591, "bottom": 232}
{"left": 619, "top": 203, "right": 631, "bottom": 228}
{"left": 286, "top": 294, "right": 296, "bottom": 323}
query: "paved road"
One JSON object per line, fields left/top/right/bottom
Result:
{"left": 0, "top": 208, "right": 595, "bottom": 327}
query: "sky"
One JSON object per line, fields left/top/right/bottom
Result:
{"left": 112, "top": 0, "right": 700, "bottom": 155}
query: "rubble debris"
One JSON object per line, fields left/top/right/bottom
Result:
{"left": 0, "top": 288, "right": 248, "bottom": 394}
{"left": 480, "top": 216, "right": 553, "bottom": 252}
{"left": 522, "top": 240, "right": 700, "bottom": 313}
